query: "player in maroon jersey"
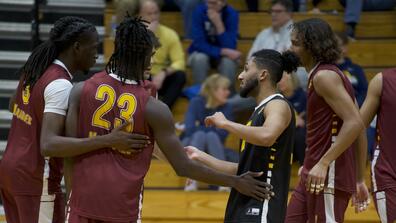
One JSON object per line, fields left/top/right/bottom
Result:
{"left": 0, "top": 16, "right": 149, "bottom": 223}
{"left": 284, "top": 18, "right": 370, "bottom": 222}
{"left": 64, "top": 16, "right": 273, "bottom": 223}
{"left": 358, "top": 68, "right": 396, "bottom": 222}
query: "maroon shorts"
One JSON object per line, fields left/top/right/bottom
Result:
{"left": 0, "top": 188, "right": 64, "bottom": 223}
{"left": 285, "top": 179, "right": 352, "bottom": 223}
{"left": 67, "top": 211, "right": 135, "bottom": 223}
{"left": 373, "top": 187, "right": 396, "bottom": 222}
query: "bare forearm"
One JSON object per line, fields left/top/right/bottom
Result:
{"left": 64, "top": 158, "right": 73, "bottom": 199}
{"left": 321, "top": 119, "right": 363, "bottom": 165}
{"left": 196, "top": 151, "right": 238, "bottom": 175}
{"left": 181, "top": 159, "right": 238, "bottom": 187}
{"left": 223, "top": 121, "right": 274, "bottom": 146}
{"left": 355, "top": 130, "right": 368, "bottom": 182}
{"left": 41, "top": 135, "right": 110, "bottom": 157}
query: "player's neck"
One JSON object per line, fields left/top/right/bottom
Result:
{"left": 255, "top": 86, "right": 276, "bottom": 105}
{"left": 57, "top": 54, "right": 76, "bottom": 75}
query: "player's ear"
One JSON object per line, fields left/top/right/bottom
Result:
{"left": 258, "top": 69, "right": 269, "bottom": 81}
{"left": 73, "top": 41, "right": 80, "bottom": 52}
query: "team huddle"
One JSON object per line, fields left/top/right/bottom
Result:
{"left": 0, "top": 10, "right": 394, "bottom": 223}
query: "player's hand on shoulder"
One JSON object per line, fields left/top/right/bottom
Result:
{"left": 205, "top": 112, "right": 228, "bottom": 128}
{"left": 352, "top": 181, "right": 370, "bottom": 213}
{"left": 235, "top": 171, "right": 274, "bottom": 201}
{"left": 107, "top": 120, "right": 151, "bottom": 154}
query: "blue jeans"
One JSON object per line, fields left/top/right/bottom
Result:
{"left": 182, "top": 130, "right": 226, "bottom": 161}
{"left": 188, "top": 52, "right": 238, "bottom": 92}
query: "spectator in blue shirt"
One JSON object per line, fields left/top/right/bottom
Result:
{"left": 336, "top": 32, "right": 368, "bottom": 107}
{"left": 182, "top": 74, "right": 236, "bottom": 191}
{"left": 188, "top": 0, "right": 241, "bottom": 92}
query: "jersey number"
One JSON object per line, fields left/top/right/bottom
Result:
{"left": 92, "top": 84, "right": 137, "bottom": 132}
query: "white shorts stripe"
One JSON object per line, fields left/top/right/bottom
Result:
{"left": 324, "top": 188, "right": 336, "bottom": 223}
{"left": 39, "top": 172, "right": 55, "bottom": 223}
{"left": 261, "top": 199, "right": 269, "bottom": 223}
{"left": 376, "top": 191, "right": 388, "bottom": 223}
{"left": 372, "top": 148, "right": 380, "bottom": 192}
{"left": 327, "top": 160, "right": 335, "bottom": 189}
{"left": 137, "top": 185, "right": 144, "bottom": 223}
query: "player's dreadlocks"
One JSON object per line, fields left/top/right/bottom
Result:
{"left": 106, "top": 15, "right": 154, "bottom": 83}
{"left": 20, "top": 16, "right": 96, "bottom": 88}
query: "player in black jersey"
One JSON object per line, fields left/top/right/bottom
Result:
{"left": 186, "top": 49, "right": 299, "bottom": 223}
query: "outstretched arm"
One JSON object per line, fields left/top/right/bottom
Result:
{"left": 145, "top": 97, "right": 273, "bottom": 200}
{"left": 40, "top": 82, "right": 150, "bottom": 157}
{"left": 185, "top": 146, "right": 238, "bottom": 175}
{"left": 205, "top": 99, "right": 292, "bottom": 147}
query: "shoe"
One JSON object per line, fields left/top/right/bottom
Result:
{"left": 184, "top": 179, "right": 198, "bottom": 191}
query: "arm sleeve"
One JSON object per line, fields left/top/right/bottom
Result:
{"left": 43, "top": 79, "right": 73, "bottom": 115}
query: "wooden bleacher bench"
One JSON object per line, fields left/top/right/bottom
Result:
{"left": 104, "top": 10, "right": 396, "bottom": 39}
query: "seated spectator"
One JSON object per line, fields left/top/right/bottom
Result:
{"left": 181, "top": 74, "right": 237, "bottom": 191}
{"left": 247, "top": 0, "right": 308, "bottom": 90}
{"left": 278, "top": 73, "right": 306, "bottom": 166}
{"left": 137, "top": 0, "right": 187, "bottom": 108}
{"left": 188, "top": 0, "right": 241, "bottom": 93}
{"left": 336, "top": 32, "right": 368, "bottom": 107}
{"left": 308, "top": 0, "right": 396, "bottom": 38}
{"left": 248, "top": 0, "right": 294, "bottom": 58}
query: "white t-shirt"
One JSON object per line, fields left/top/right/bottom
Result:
{"left": 43, "top": 59, "right": 73, "bottom": 116}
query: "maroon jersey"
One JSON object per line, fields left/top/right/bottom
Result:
{"left": 0, "top": 64, "right": 68, "bottom": 195}
{"left": 371, "top": 68, "right": 396, "bottom": 192}
{"left": 70, "top": 71, "right": 154, "bottom": 222}
{"left": 302, "top": 63, "right": 356, "bottom": 193}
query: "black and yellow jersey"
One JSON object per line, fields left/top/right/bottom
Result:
{"left": 224, "top": 94, "right": 295, "bottom": 223}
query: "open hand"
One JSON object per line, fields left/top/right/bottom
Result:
{"left": 108, "top": 120, "right": 151, "bottom": 155}
{"left": 184, "top": 146, "right": 202, "bottom": 161}
{"left": 306, "top": 161, "right": 329, "bottom": 194}
{"left": 235, "top": 171, "right": 274, "bottom": 201}
{"left": 352, "top": 181, "right": 370, "bottom": 213}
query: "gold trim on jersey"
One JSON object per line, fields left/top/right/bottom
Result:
{"left": 22, "top": 85, "right": 30, "bottom": 105}
{"left": 240, "top": 120, "right": 252, "bottom": 152}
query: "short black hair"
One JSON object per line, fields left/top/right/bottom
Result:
{"left": 106, "top": 16, "right": 154, "bottom": 83}
{"left": 293, "top": 18, "right": 341, "bottom": 64}
{"left": 271, "top": 0, "right": 294, "bottom": 12}
{"left": 252, "top": 49, "right": 300, "bottom": 85}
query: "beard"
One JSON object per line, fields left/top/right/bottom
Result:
{"left": 239, "top": 78, "right": 259, "bottom": 98}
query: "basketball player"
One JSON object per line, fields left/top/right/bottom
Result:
{"left": 64, "top": 16, "right": 272, "bottom": 222}
{"left": 0, "top": 16, "right": 148, "bottom": 223}
{"left": 185, "top": 49, "right": 299, "bottom": 222}
{"left": 358, "top": 68, "right": 396, "bottom": 222}
{"left": 285, "top": 18, "right": 369, "bottom": 222}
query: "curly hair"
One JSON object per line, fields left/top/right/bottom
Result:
{"left": 292, "top": 18, "right": 341, "bottom": 64}
{"left": 20, "top": 16, "right": 96, "bottom": 88}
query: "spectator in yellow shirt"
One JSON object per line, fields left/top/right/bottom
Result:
{"left": 137, "top": 0, "right": 186, "bottom": 108}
